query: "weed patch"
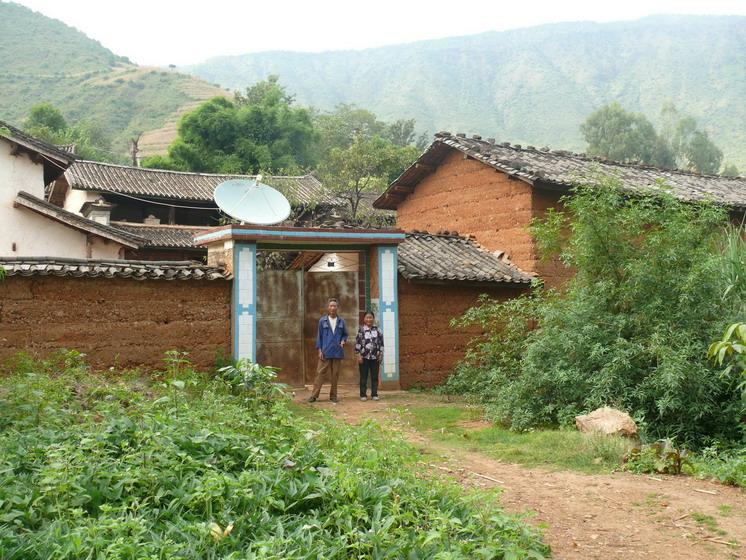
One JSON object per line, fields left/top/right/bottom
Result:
{"left": 0, "top": 353, "right": 548, "bottom": 559}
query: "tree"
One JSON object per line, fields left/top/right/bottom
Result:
{"left": 320, "top": 134, "right": 418, "bottom": 219}
{"left": 147, "top": 77, "right": 318, "bottom": 174}
{"left": 23, "top": 103, "right": 117, "bottom": 162}
{"left": 581, "top": 103, "right": 674, "bottom": 168}
{"left": 25, "top": 102, "right": 67, "bottom": 134}
{"left": 671, "top": 116, "right": 723, "bottom": 174}
{"left": 722, "top": 163, "right": 740, "bottom": 177}
{"left": 314, "top": 104, "right": 387, "bottom": 160}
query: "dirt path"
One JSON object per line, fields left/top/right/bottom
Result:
{"left": 295, "top": 388, "right": 746, "bottom": 559}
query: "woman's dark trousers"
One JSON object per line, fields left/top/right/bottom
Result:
{"left": 359, "top": 358, "right": 379, "bottom": 398}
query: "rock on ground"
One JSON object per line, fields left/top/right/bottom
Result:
{"left": 575, "top": 406, "right": 638, "bottom": 438}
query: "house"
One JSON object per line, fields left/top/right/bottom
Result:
{"left": 0, "top": 121, "right": 144, "bottom": 259}
{"left": 375, "top": 132, "right": 746, "bottom": 287}
{"left": 48, "top": 160, "right": 383, "bottom": 260}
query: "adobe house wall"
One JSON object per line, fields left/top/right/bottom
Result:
{"left": 398, "top": 279, "right": 527, "bottom": 388}
{"left": 0, "top": 276, "right": 231, "bottom": 371}
{"left": 395, "top": 151, "right": 574, "bottom": 288}
{"left": 395, "top": 150, "right": 537, "bottom": 272}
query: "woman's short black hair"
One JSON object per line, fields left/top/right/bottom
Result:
{"left": 364, "top": 310, "right": 375, "bottom": 318}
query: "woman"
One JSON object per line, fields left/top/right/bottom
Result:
{"left": 355, "top": 311, "right": 384, "bottom": 401}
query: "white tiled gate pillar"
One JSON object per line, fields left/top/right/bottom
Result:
{"left": 377, "top": 245, "right": 399, "bottom": 382}
{"left": 233, "top": 242, "right": 257, "bottom": 362}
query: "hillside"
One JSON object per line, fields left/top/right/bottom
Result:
{"left": 185, "top": 15, "right": 746, "bottom": 167}
{"left": 0, "top": 2, "right": 229, "bottom": 158}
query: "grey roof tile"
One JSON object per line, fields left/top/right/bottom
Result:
{"left": 376, "top": 132, "right": 746, "bottom": 210}
{"left": 65, "top": 160, "right": 336, "bottom": 205}
{"left": 110, "top": 222, "right": 208, "bottom": 248}
{"left": 399, "top": 231, "right": 533, "bottom": 284}
{"left": 0, "top": 257, "right": 229, "bottom": 281}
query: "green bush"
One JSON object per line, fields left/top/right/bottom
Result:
{"left": 0, "top": 352, "right": 548, "bottom": 559}
{"left": 688, "top": 448, "right": 746, "bottom": 488}
{"left": 444, "top": 176, "right": 745, "bottom": 446}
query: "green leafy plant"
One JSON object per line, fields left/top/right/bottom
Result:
{"left": 217, "top": 358, "right": 288, "bottom": 402}
{"left": 708, "top": 322, "right": 746, "bottom": 397}
{"left": 624, "top": 439, "right": 691, "bottom": 475}
{"left": 163, "top": 349, "right": 193, "bottom": 378}
{"left": 0, "top": 354, "right": 549, "bottom": 558}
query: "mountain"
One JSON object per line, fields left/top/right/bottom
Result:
{"left": 0, "top": 2, "right": 229, "bottom": 158}
{"left": 185, "top": 15, "right": 746, "bottom": 168}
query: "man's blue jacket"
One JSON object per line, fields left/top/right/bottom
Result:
{"left": 316, "top": 314, "right": 348, "bottom": 359}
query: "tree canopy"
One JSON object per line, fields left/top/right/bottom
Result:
{"left": 582, "top": 102, "right": 727, "bottom": 174}
{"left": 143, "top": 78, "right": 426, "bottom": 220}
{"left": 23, "top": 102, "right": 118, "bottom": 162}
{"left": 320, "top": 134, "right": 419, "bottom": 219}
{"left": 147, "top": 78, "right": 318, "bottom": 174}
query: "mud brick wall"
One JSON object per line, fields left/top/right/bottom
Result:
{"left": 395, "top": 150, "right": 572, "bottom": 287}
{"left": 398, "top": 279, "right": 527, "bottom": 388}
{"left": 0, "top": 276, "right": 231, "bottom": 370}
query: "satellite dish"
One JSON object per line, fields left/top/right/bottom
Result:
{"left": 213, "top": 176, "right": 291, "bottom": 225}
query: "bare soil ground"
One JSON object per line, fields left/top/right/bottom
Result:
{"left": 294, "top": 387, "right": 746, "bottom": 560}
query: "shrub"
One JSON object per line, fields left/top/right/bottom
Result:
{"left": 688, "top": 448, "right": 746, "bottom": 488}
{"left": 444, "top": 176, "right": 744, "bottom": 446}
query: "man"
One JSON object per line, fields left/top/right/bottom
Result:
{"left": 308, "top": 297, "right": 348, "bottom": 403}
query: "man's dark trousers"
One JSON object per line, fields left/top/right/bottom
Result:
{"left": 359, "top": 358, "right": 380, "bottom": 398}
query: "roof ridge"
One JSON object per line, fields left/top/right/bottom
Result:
{"left": 71, "top": 159, "right": 313, "bottom": 180}
{"left": 111, "top": 221, "right": 210, "bottom": 230}
{"left": 437, "top": 131, "right": 736, "bottom": 179}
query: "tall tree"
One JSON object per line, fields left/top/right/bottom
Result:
{"left": 661, "top": 103, "right": 724, "bottom": 174}
{"left": 145, "top": 77, "right": 318, "bottom": 174}
{"left": 580, "top": 102, "right": 674, "bottom": 168}
{"left": 25, "top": 102, "right": 67, "bottom": 134}
{"left": 23, "top": 102, "right": 117, "bottom": 162}
{"left": 722, "top": 163, "right": 740, "bottom": 177}
{"left": 320, "top": 134, "right": 418, "bottom": 219}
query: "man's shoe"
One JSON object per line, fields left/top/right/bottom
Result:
{"left": 360, "top": 396, "right": 367, "bottom": 401}
{"left": 372, "top": 396, "right": 380, "bottom": 401}
{"left": 307, "top": 396, "right": 317, "bottom": 403}
{"left": 330, "top": 397, "right": 338, "bottom": 403}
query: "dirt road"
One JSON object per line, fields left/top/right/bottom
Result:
{"left": 295, "top": 388, "right": 746, "bottom": 560}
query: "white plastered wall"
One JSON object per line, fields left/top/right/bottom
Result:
{"left": 63, "top": 187, "right": 100, "bottom": 214}
{"left": 0, "top": 140, "right": 125, "bottom": 258}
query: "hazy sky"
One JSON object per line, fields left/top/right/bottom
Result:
{"left": 14, "top": 0, "right": 746, "bottom": 66}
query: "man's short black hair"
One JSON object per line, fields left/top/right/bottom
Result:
{"left": 327, "top": 297, "right": 339, "bottom": 304}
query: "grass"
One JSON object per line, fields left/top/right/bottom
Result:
{"left": 0, "top": 352, "right": 549, "bottom": 559}
{"left": 397, "top": 404, "right": 634, "bottom": 473}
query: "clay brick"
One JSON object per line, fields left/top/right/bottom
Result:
{"left": 398, "top": 279, "right": 527, "bottom": 388}
{"left": 0, "top": 276, "right": 231, "bottom": 371}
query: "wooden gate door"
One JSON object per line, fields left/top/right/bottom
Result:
{"left": 256, "top": 270, "right": 305, "bottom": 386}
{"left": 303, "top": 271, "right": 360, "bottom": 385}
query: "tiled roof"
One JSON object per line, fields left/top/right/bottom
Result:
{"left": 0, "top": 120, "right": 76, "bottom": 165}
{"left": 398, "top": 231, "right": 533, "bottom": 284}
{"left": 0, "top": 257, "right": 229, "bottom": 281}
{"left": 65, "top": 160, "right": 336, "bottom": 205}
{"left": 375, "top": 132, "right": 746, "bottom": 210}
{"left": 111, "top": 222, "right": 208, "bottom": 249}
{"left": 14, "top": 191, "right": 144, "bottom": 248}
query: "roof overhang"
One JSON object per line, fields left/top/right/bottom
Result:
{"left": 1, "top": 122, "right": 76, "bottom": 183}
{"left": 194, "top": 224, "right": 406, "bottom": 249}
{"left": 14, "top": 191, "right": 144, "bottom": 249}
{"left": 373, "top": 138, "right": 537, "bottom": 211}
